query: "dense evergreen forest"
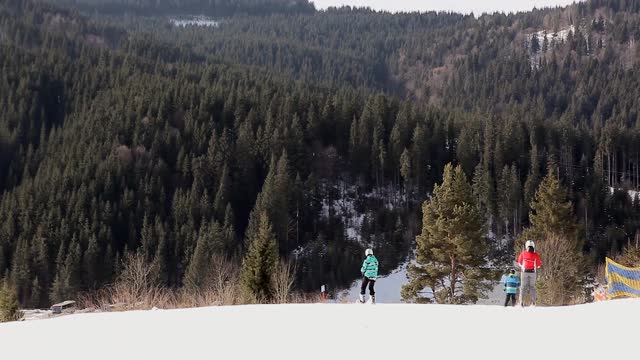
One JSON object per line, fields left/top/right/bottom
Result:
{"left": 3, "top": 0, "right": 640, "bottom": 307}
{"left": 46, "top": 0, "right": 315, "bottom": 16}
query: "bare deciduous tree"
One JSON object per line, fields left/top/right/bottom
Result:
{"left": 536, "top": 234, "right": 584, "bottom": 305}
{"left": 271, "top": 260, "right": 296, "bottom": 304}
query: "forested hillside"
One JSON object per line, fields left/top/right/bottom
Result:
{"left": 3, "top": 0, "right": 640, "bottom": 308}
{"left": 45, "top": 0, "right": 315, "bottom": 16}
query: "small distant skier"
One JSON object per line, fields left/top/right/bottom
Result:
{"left": 503, "top": 269, "right": 520, "bottom": 307}
{"left": 517, "top": 240, "right": 542, "bottom": 306}
{"left": 359, "top": 248, "right": 378, "bottom": 304}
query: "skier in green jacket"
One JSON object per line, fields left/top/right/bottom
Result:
{"left": 359, "top": 248, "right": 379, "bottom": 304}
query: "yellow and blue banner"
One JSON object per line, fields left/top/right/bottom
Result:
{"left": 605, "top": 257, "right": 640, "bottom": 299}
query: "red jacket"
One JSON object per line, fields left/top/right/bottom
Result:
{"left": 518, "top": 251, "right": 542, "bottom": 271}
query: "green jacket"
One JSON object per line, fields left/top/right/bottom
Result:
{"left": 361, "top": 255, "right": 379, "bottom": 279}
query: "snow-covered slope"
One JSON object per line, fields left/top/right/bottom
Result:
{"left": 1, "top": 299, "right": 638, "bottom": 360}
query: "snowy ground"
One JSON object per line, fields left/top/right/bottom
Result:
{"left": 1, "top": 299, "right": 638, "bottom": 360}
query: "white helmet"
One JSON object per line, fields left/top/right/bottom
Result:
{"left": 365, "top": 248, "right": 374, "bottom": 256}
{"left": 525, "top": 240, "right": 535, "bottom": 250}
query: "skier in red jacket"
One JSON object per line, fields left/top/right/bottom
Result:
{"left": 517, "top": 240, "right": 542, "bottom": 306}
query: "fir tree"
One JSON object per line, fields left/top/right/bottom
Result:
{"left": 0, "top": 246, "right": 5, "bottom": 279}
{"left": 241, "top": 211, "right": 278, "bottom": 301}
{"left": 149, "top": 221, "right": 168, "bottom": 286}
{"left": 29, "top": 277, "right": 41, "bottom": 309}
{"left": 403, "top": 163, "right": 490, "bottom": 304}
{"left": 411, "top": 122, "right": 428, "bottom": 191}
{"left": 214, "top": 165, "right": 231, "bottom": 221}
{"left": 222, "top": 203, "right": 236, "bottom": 255}
{"left": 528, "top": 172, "right": 576, "bottom": 241}
{"left": 273, "top": 152, "right": 291, "bottom": 254}
{"left": 524, "top": 145, "right": 541, "bottom": 211}
{"left": 140, "top": 215, "right": 155, "bottom": 261}
{"left": 83, "top": 235, "right": 99, "bottom": 290}
{"left": 184, "top": 222, "right": 222, "bottom": 290}
{"left": 498, "top": 165, "right": 522, "bottom": 240}
{"left": 400, "top": 148, "right": 412, "bottom": 186}
{"left": 50, "top": 237, "right": 81, "bottom": 302}
{"left": 10, "top": 237, "right": 31, "bottom": 305}
{"left": 617, "top": 242, "right": 640, "bottom": 267}
{"left": 0, "top": 280, "right": 20, "bottom": 322}
{"left": 400, "top": 147, "right": 412, "bottom": 207}
{"left": 520, "top": 173, "right": 583, "bottom": 305}
{"left": 49, "top": 244, "right": 66, "bottom": 303}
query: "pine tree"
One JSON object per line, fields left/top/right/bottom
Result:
{"left": 520, "top": 173, "right": 583, "bottom": 305}
{"left": 104, "top": 244, "right": 114, "bottom": 285}
{"left": 456, "top": 122, "right": 480, "bottom": 177}
{"left": 140, "top": 215, "right": 155, "bottom": 260}
{"left": 0, "top": 280, "right": 20, "bottom": 322}
{"left": 83, "top": 235, "right": 99, "bottom": 290}
{"left": 241, "top": 211, "right": 278, "bottom": 301}
{"left": 184, "top": 222, "right": 222, "bottom": 290}
{"left": 64, "top": 238, "right": 82, "bottom": 298}
{"left": 411, "top": 122, "right": 428, "bottom": 191}
{"left": 32, "top": 230, "right": 49, "bottom": 303}
{"left": 528, "top": 172, "right": 576, "bottom": 241}
{"left": 49, "top": 244, "right": 66, "bottom": 303}
{"left": 0, "top": 246, "right": 5, "bottom": 278}
{"left": 617, "top": 241, "right": 640, "bottom": 267}
{"left": 389, "top": 106, "right": 410, "bottom": 180}
{"left": 498, "top": 165, "right": 522, "bottom": 241}
{"left": 531, "top": 34, "right": 541, "bottom": 54}
{"left": 400, "top": 147, "right": 412, "bottom": 207}
{"left": 149, "top": 220, "right": 167, "bottom": 286}
{"left": 222, "top": 204, "right": 236, "bottom": 255}
{"left": 29, "top": 277, "right": 41, "bottom": 309}
{"left": 400, "top": 148, "right": 412, "bottom": 185}
{"left": 402, "top": 163, "right": 490, "bottom": 304}
{"left": 50, "top": 237, "right": 81, "bottom": 302}
{"left": 10, "top": 237, "right": 30, "bottom": 305}
{"left": 213, "top": 165, "right": 231, "bottom": 220}
{"left": 524, "top": 144, "right": 541, "bottom": 211}
{"left": 274, "top": 152, "right": 292, "bottom": 252}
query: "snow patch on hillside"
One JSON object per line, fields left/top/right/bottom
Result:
{"left": 610, "top": 186, "right": 640, "bottom": 200}
{"left": 320, "top": 184, "right": 365, "bottom": 242}
{"left": 170, "top": 16, "right": 220, "bottom": 27}
{"left": 2, "top": 299, "right": 639, "bottom": 360}
{"left": 531, "top": 24, "right": 575, "bottom": 43}
{"left": 528, "top": 24, "right": 579, "bottom": 68}
{"left": 320, "top": 183, "right": 405, "bottom": 243}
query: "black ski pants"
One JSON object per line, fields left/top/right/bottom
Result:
{"left": 360, "top": 276, "right": 375, "bottom": 296}
{"left": 504, "top": 293, "right": 516, "bottom": 307}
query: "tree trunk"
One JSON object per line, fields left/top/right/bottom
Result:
{"left": 449, "top": 255, "right": 457, "bottom": 302}
{"left": 607, "top": 152, "right": 610, "bottom": 187}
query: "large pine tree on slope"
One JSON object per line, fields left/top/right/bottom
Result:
{"left": 241, "top": 212, "right": 278, "bottom": 301}
{"left": 519, "top": 171, "right": 585, "bottom": 305}
{"left": 402, "top": 163, "right": 491, "bottom": 304}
